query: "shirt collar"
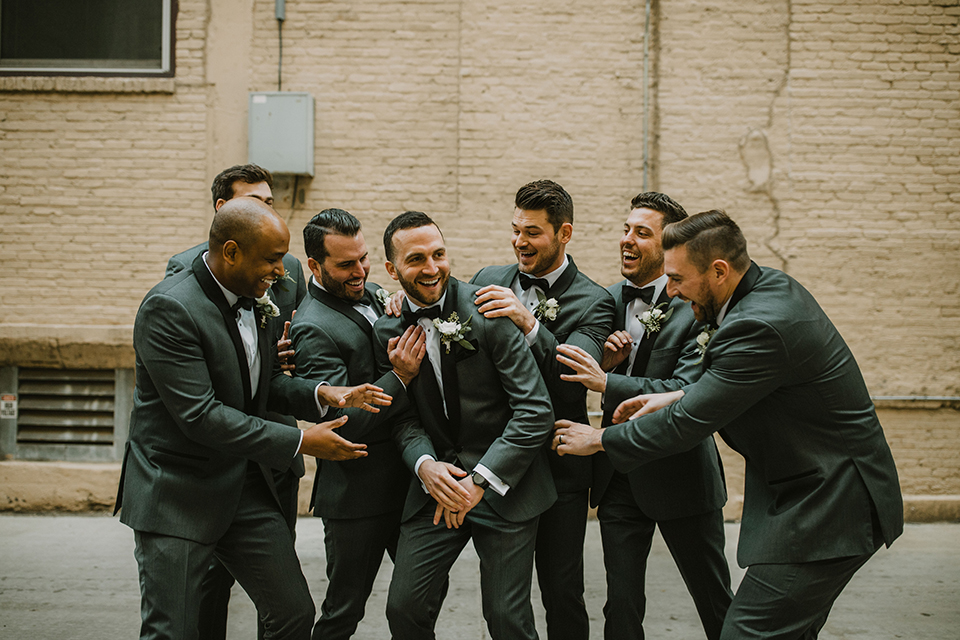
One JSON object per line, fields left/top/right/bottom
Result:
{"left": 523, "top": 254, "right": 569, "bottom": 288}
{"left": 625, "top": 273, "right": 668, "bottom": 304}
{"left": 202, "top": 252, "right": 241, "bottom": 308}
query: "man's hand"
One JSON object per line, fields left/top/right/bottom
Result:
{"left": 612, "top": 390, "right": 685, "bottom": 424}
{"left": 317, "top": 384, "right": 393, "bottom": 413}
{"left": 418, "top": 459, "right": 471, "bottom": 512}
{"left": 433, "top": 475, "right": 485, "bottom": 529}
{"left": 300, "top": 415, "right": 367, "bottom": 461}
{"left": 600, "top": 330, "right": 633, "bottom": 372}
{"left": 389, "top": 325, "right": 426, "bottom": 386}
{"left": 474, "top": 285, "right": 537, "bottom": 335}
{"left": 552, "top": 419, "right": 605, "bottom": 457}
{"left": 556, "top": 344, "right": 607, "bottom": 393}
{"left": 277, "top": 312, "right": 297, "bottom": 372}
{"left": 384, "top": 290, "right": 406, "bottom": 317}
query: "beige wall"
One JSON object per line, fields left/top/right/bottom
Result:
{"left": 0, "top": 0, "right": 957, "bottom": 514}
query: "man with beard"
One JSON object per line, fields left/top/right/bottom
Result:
{"left": 374, "top": 211, "right": 556, "bottom": 640}
{"left": 553, "top": 192, "right": 732, "bottom": 639}
{"left": 289, "top": 209, "right": 424, "bottom": 639}
{"left": 554, "top": 210, "right": 903, "bottom": 639}
{"left": 468, "top": 180, "right": 615, "bottom": 640}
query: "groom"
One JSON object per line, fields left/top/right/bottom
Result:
{"left": 555, "top": 209, "right": 904, "bottom": 639}
{"left": 373, "top": 211, "right": 556, "bottom": 640}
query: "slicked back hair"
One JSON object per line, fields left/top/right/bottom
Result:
{"left": 383, "top": 211, "right": 440, "bottom": 263}
{"left": 662, "top": 209, "right": 751, "bottom": 274}
{"left": 630, "top": 191, "right": 688, "bottom": 228}
{"left": 304, "top": 208, "right": 362, "bottom": 263}
{"left": 211, "top": 164, "right": 273, "bottom": 209}
{"left": 515, "top": 180, "right": 573, "bottom": 232}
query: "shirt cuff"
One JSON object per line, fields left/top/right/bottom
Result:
{"left": 414, "top": 454, "right": 436, "bottom": 493}
{"left": 524, "top": 319, "right": 540, "bottom": 346}
{"left": 474, "top": 463, "right": 510, "bottom": 496}
{"left": 392, "top": 370, "right": 408, "bottom": 390}
{"left": 294, "top": 430, "right": 304, "bottom": 458}
{"left": 313, "top": 381, "right": 330, "bottom": 418}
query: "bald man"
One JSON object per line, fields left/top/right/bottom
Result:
{"left": 115, "top": 198, "right": 390, "bottom": 640}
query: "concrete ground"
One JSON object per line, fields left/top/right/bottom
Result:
{"left": 0, "top": 515, "right": 957, "bottom": 640}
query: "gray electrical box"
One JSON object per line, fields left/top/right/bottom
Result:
{"left": 248, "top": 92, "right": 315, "bottom": 176}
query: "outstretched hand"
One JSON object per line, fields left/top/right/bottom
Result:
{"left": 300, "top": 415, "right": 367, "bottom": 461}
{"left": 612, "top": 389, "right": 685, "bottom": 424}
{"left": 556, "top": 344, "right": 606, "bottom": 393}
{"left": 318, "top": 384, "right": 393, "bottom": 413}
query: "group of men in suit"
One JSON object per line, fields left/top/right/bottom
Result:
{"left": 117, "top": 163, "right": 903, "bottom": 640}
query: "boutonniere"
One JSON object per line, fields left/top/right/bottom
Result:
{"left": 255, "top": 294, "right": 281, "bottom": 328}
{"left": 433, "top": 312, "right": 476, "bottom": 354}
{"left": 532, "top": 290, "right": 560, "bottom": 322}
{"left": 637, "top": 302, "right": 674, "bottom": 335}
{"left": 374, "top": 288, "right": 391, "bottom": 307}
{"left": 695, "top": 326, "right": 717, "bottom": 363}
{"left": 270, "top": 272, "right": 298, "bottom": 293}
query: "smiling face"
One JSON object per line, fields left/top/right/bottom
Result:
{"left": 664, "top": 245, "right": 723, "bottom": 324}
{"left": 231, "top": 214, "right": 290, "bottom": 299}
{"left": 620, "top": 207, "right": 666, "bottom": 287}
{"left": 511, "top": 208, "right": 571, "bottom": 277}
{"left": 310, "top": 232, "right": 370, "bottom": 303}
{"left": 385, "top": 224, "right": 450, "bottom": 306}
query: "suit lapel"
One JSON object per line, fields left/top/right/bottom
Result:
{"left": 548, "top": 254, "right": 580, "bottom": 300}
{"left": 438, "top": 278, "right": 462, "bottom": 441}
{"left": 724, "top": 261, "right": 761, "bottom": 319}
{"left": 308, "top": 280, "right": 378, "bottom": 339}
{"left": 628, "top": 287, "right": 672, "bottom": 377}
{"left": 191, "top": 253, "right": 253, "bottom": 403}
{"left": 253, "top": 318, "right": 272, "bottom": 416}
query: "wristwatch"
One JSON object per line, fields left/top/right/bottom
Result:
{"left": 471, "top": 471, "right": 490, "bottom": 490}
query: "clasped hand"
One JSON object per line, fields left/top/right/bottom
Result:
{"left": 418, "top": 460, "right": 484, "bottom": 529}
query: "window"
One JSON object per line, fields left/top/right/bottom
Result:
{"left": 0, "top": 0, "right": 173, "bottom": 76}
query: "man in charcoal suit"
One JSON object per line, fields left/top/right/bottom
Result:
{"left": 116, "top": 197, "right": 391, "bottom": 640}
{"left": 555, "top": 209, "right": 903, "bottom": 639}
{"left": 289, "top": 208, "right": 420, "bottom": 639}
{"left": 373, "top": 211, "right": 557, "bottom": 640}
{"left": 554, "top": 192, "right": 731, "bottom": 639}
{"left": 469, "top": 179, "right": 615, "bottom": 640}
{"left": 165, "top": 164, "right": 308, "bottom": 639}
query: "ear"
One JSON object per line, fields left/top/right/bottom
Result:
{"left": 215, "top": 198, "right": 228, "bottom": 211}
{"left": 711, "top": 259, "right": 731, "bottom": 283}
{"left": 557, "top": 222, "right": 574, "bottom": 245}
{"left": 384, "top": 260, "right": 399, "bottom": 281}
{"left": 222, "top": 240, "right": 240, "bottom": 265}
{"left": 307, "top": 257, "right": 322, "bottom": 280}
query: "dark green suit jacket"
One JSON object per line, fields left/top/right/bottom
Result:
{"left": 373, "top": 277, "right": 557, "bottom": 523}
{"left": 117, "top": 254, "right": 322, "bottom": 544}
{"left": 603, "top": 263, "right": 904, "bottom": 566}
{"left": 592, "top": 282, "right": 726, "bottom": 518}
{"left": 290, "top": 280, "right": 410, "bottom": 519}
{"left": 470, "top": 257, "right": 615, "bottom": 493}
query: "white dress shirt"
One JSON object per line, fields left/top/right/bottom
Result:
{"left": 511, "top": 254, "right": 570, "bottom": 345}
{"left": 622, "top": 273, "right": 669, "bottom": 371}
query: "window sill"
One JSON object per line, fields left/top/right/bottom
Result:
{"left": 0, "top": 75, "right": 175, "bottom": 94}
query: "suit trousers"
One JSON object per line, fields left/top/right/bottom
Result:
{"left": 386, "top": 499, "right": 540, "bottom": 640}
{"left": 197, "top": 467, "right": 301, "bottom": 640}
{"left": 720, "top": 551, "right": 875, "bottom": 640}
{"left": 598, "top": 472, "right": 732, "bottom": 640}
{"left": 535, "top": 488, "right": 590, "bottom": 640}
{"left": 311, "top": 510, "right": 402, "bottom": 640}
{"left": 133, "top": 466, "right": 314, "bottom": 640}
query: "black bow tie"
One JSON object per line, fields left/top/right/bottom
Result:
{"left": 621, "top": 284, "right": 655, "bottom": 306}
{"left": 403, "top": 304, "right": 442, "bottom": 326}
{"left": 519, "top": 273, "right": 550, "bottom": 293}
{"left": 231, "top": 297, "right": 255, "bottom": 313}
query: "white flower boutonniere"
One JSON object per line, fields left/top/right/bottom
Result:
{"left": 637, "top": 302, "right": 674, "bottom": 336}
{"left": 255, "top": 294, "right": 281, "bottom": 328}
{"left": 695, "top": 326, "right": 717, "bottom": 363}
{"left": 374, "top": 288, "right": 391, "bottom": 307}
{"left": 433, "top": 312, "right": 476, "bottom": 354}
{"left": 532, "top": 290, "right": 560, "bottom": 322}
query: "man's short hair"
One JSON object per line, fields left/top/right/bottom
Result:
{"left": 630, "top": 192, "right": 688, "bottom": 227}
{"left": 211, "top": 164, "right": 274, "bottom": 209}
{"left": 303, "top": 208, "right": 362, "bottom": 263}
{"left": 383, "top": 211, "right": 439, "bottom": 263}
{"left": 662, "top": 209, "right": 751, "bottom": 273}
{"left": 515, "top": 180, "right": 574, "bottom": 232}
{"left": 209, "top": 197, "right": 271, "bottom": 251}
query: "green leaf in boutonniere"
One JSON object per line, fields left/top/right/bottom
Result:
{"left": 533, "top": 290, "right": 560, "bottom": 322}
{"left": 269, "top": 272, "right": 298, "bottom": 293}
{"left": 255, "top": 294, "right": 281, "bottom": 328}
{"left": 695, "top": 326, "right": 717, "bottom": 364}
{"left": 433, "top": 312, "right": 476, "bottom": 355}
{"left": 637, "top": 301, "right": 673, "bottom": 336}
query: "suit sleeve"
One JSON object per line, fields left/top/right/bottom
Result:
{"left": 165, "top": 254, "right": 188, "bottom": 279}
{"left": 528, "top": 288, "right": 616, "bottom": 404}
{"left": 135, "top": 293, "right": 302, "bottom": 470}
{"left": 602, "top": 315, "right": 790, "bottom": 473}
{"left": 476, "top": 316, "right": 555, "bottom": 488}
{"left": 290, "top": 319, "right": 407, "bottom": 442}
